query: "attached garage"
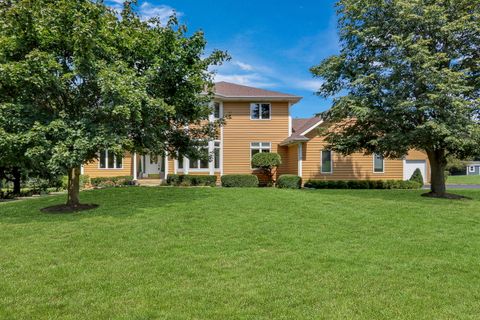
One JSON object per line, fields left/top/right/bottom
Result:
{"left": 403, "top": 160, "right": 427, "bottom": 182}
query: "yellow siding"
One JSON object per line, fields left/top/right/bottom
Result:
{"left": 83, "top": 153, "right": 133, "bottom": 178}
{"left": 222, "top": 101, "right": 290, "bottom": 177}
{"left": 298, "top": 132, "right": 430, "bottom": 181}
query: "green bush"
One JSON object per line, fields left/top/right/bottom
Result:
{"left": 409, "top": 168, "right": 424, "bottom": 185}
{"left": 276, "top": 175, "right": 302, "bottom": 189}
{"left": 90, "top": 176, "right": 133, "bottom": 188}
{"left": 251, "top": 152, "right": 282, "bottom": 186}
{"left": 165, "top": 174, "right": 217, "bottom": 187}
{"left": 221, "top": 175, "right": 259, "bottom": 188}
{"left": 304, "top": 179, "right": 422, "bottom": 190}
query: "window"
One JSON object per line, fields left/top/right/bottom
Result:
{"left": 250, "top": 103, "right": 271, "bottom": 120}
{"left": 178, "top": 156, "right": 184, "bottom": 170}
{"left": 213, "top": 102, "right": 221, "bottom": 119}
{"left": 99, "top": 150, "right": 123, "bottom": 169}
{"left": 373, "top": 153, "right": 384, "bottom": 173}
{"left": 251, "top": 142, "right": 271, "bottom": 168}
{"left": 214, "top": 141, "right": 221, "bottom": 170}
{"left": 469, "top": 166, "right": 476, "bottom": 173}
{"left": 321, "top": 150, "right": 333, "bottom": 173}
{"left": 189, "top": 146, "right": 209, "bottom": 170}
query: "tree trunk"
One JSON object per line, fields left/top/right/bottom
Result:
{"left": 426, "top": 149, "right": 447, "bottom": 196}
{"left": 12, "top": 167, "right": 21, "bottom": 195}
{"left": 66, "top": 167, "right": 81, "bottom": 207}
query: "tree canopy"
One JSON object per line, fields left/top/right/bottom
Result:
{"left": 0, "top": 0, "right": 228, "bottom": 208}
{"left": 311, "top": 0, "right": 480, "bottom": 197}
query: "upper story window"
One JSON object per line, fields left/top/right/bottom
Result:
{"left": 373, "top": 153, "right": 384, "bottom": 173}
{"left": 213, "top": 102, "right": 221, "bottom": 119}
{"left": 250, "top": 103, "right": 271, "bottom": 120}
{"left": 99, "top": 150, "right": 123, "bottom": 169}
{"left": 321, "top": 150, "right": 333, "bottom": 173}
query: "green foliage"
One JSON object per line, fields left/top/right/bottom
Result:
{"left": 276, "top": 175, "right": 302, "bottom": 189}
{"left": 251, "top": 153, "right": 282, "bottom": 186}
{"left": 61, "top": 175, "right": 90, "bottom": 190}
{"left": 0, "top": 0, "right": 228, "bottom": 205}
{"left": 221, "top": 175, "right": 259, "bottom": 188}
{"left": 445, "top": 156, "right": 469, "bottom": 175}
{"left": 311, "top": 0, "right": 480, "bottom": 195}
{"left": 304, "top": 180, "right": 422, "bottom": 190}
{"left": 90, "top": 176, "right": 133, "bottom": 188}
{"left": 166, "top": 174, "right": 217, "bottom": 187}
{"left": 409, "top": 169, "right": 424, "bottom": 186}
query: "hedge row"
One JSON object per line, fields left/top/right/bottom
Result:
{"left": 276, "top": 175, "right": 302, "bottom": 189}
{"left": 166, "top": 174, "right": 217, "bottom": 187}
{"left": 90, "top": 176, "right": 134, "bottom": 188}
{"left": 304, "top": 179, "right": 422, "bottom": 189}
{"left": 221, "top": 174, "right": 259, "bottom": 187}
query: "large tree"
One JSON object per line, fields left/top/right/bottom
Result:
{"left": 311, "top": 0, "right": 479, "bottom": 198}
{"left": 0, "top": 0, "right": 227, "bottom": 209}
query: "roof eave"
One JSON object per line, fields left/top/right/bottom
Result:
{"left": 214, "top": 94, "right": 302, "bottom": 104}
{"left": 279, "top": 137, "right": 310, "bottom": 146}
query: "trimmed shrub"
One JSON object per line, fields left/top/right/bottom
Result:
{"left": 90, "top": 176, "right": 133, "bottom": 188}
{"left": 276, "top": 175, "right": 302, "bottom": 189}
{"left": 304, "top": 179, "right": 422, "bottom": 190}
{"left": 221, "top": 174, "right": 259, "bottom": 188}
{"left": 251, "top": 152, "right": 282, "bottom": 186}
{"left": 165, "top": 174, "right": 217, "bottom": 187}
{"left": 409, "top": 168, "right": 424, "bottom": 185}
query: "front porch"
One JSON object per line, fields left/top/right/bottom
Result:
{"left": 133, "top": 153, "right": 169, "bottom": 182}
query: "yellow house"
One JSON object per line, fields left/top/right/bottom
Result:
{"left": 82, "top": 82, "right": 430, "bottom": 183}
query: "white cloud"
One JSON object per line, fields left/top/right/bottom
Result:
{"left": 232, "top": 61, "right": 254, "bottom": 71}
{"left": 105, "top": 1, "right": 181, "bottom": 23}
{"left": 214, "top": 73, "right": 277, "bottom": 88}
{"left": 139, "top": 3, "right": 180, "bottom": 22}
{"left": 291, "top": 79, "right": 324, "bottom": 91}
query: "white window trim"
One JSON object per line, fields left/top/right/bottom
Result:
{"left": 250, "top": 142, "right": 272, "bottom": 170}
{"left": 469, "top": 166, "right": 476, "bottom": 173}
{"left": 250, "top": 103, "right": 272, "bottom": 120}
{"left": 175, "top": 141, "right": 222, "bottom": 173}
{"left": 98, "top": 150, "right": 123, "bottom": 170}
{"left": 211, "top": 101, "right": 223, "bottom": 121}
{"left": 373, "top": 153, "right": 385, "bottom": 173}
{"left": 321, "top": 150, "right": 333, "bottom": 174}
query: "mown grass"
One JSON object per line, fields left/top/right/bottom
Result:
{"left": 448, "top": 175, "right": 480, "bottom": 185}
{"left": 1, "top": 187, "right": 479, "bottom": 319}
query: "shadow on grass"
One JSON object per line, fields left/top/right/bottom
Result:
{"left": 0, "top": 187, "right": 206, "bottom": 225}
{"left": 303, "top": 188, "right": 479, "bottom": 206}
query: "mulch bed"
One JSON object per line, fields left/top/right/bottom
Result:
{"left": 41, "top": 204, "right": 99, "bottom": 213}
{"left": 421, "top": 192, "right": 471, "bottom": 200}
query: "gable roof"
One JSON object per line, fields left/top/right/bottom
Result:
{"left": 280, "top": 116, "right": 323, "bottom": 146}
{"left": 214, "top": 82, "right": 302, "bottom": 103}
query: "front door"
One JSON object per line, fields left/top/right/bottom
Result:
{"left": 143, "top": 155, "right": 164, "bottom": 179}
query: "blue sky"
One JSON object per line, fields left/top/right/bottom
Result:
{"left": 107, "top": 0, "right": 340, "bottom": 118}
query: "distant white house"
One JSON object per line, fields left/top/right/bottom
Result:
{"left": 466, "top": 161, "right": 480, "bottom": 175}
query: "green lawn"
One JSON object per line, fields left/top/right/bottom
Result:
{"left": 1, "top": 188, "right": 480, "bottom": 319}
{"left": 448, "top": 175, "right": 480, "bottom": 185}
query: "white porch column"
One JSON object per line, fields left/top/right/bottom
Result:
{"left": 184, "top": 157, "right": 189, "bottom": 175}
{"left": 298, "top": 143, "right": 303, "bottom": 177}
{"left": 208, "top": 140, "right": 215, "bottom": 175}
{"left": 164, "top": 154, "right": 169, "bottom": 180}
{"left": 80, "top": 165, "right": 84, "bottom": 175}
{"left": 133, "top": 153, "right": 137, "bottom": 180}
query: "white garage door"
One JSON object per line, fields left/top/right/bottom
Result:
{"left": 404, "top": 160, "right": 427, "bottom": 182}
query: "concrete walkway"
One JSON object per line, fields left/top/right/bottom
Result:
{"left": 447, "top": 184, "right": 480, "bottom": 189}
